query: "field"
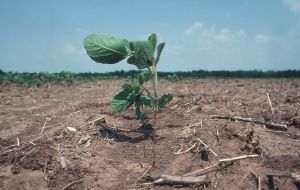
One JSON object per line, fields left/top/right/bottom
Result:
{"left": 1, "top": 79, "right": 300, "bottom": 190}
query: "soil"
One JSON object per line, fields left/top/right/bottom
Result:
{"left": 1, "top": 79, "right": 300, "bottom": 190}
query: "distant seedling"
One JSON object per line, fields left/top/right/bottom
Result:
{"left": 83, "top": 33, "right": 172, "bottom": 127}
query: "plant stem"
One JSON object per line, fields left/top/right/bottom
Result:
{"left": 151, "top": 63, "right": 158, "bottom": 167}
{"left": 152, "top": 64, "right": 158, "bottom": 132}
{"left": 152, "top": 65, "right": 158, "bottom": 99}
{"left": 135, "top": 101, "right": 143, "bottom": 120}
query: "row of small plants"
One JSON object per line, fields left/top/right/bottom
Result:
{"left": 2, "top": 69, "right": 299, "bottom": 86}
{"left": 0, "top": 71, "right": 78, "bottom": 86}
{"left": 0, "top": 71, "right": 180, "bottom": 86}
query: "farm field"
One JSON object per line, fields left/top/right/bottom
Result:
{"left": 0, "top": 79, "right": 300, "bottom": 190}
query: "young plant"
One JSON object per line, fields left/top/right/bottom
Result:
{"left": 83, "top": 33, "right": 172, "bottom": 126}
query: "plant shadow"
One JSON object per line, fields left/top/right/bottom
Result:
{"left": 98, "top": 122, "right": 154, "bottom": 143}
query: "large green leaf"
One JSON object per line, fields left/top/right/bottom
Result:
{"left": 128, "top": 41, "right": 154, "bottom": 69}
{"left": 155, "top": 42, "right": 165, "bottom": 64}
{"left": 111, "top": 90, "right": 135, "bottom": 112}
{"left": 84, "top": 34, "right": 131, "bottom": 64}
{"left": 158, "top": 93, "right": 173, "bottom": 108}
{"left": 148, "top": 33, "right": 157, "bottom": 52}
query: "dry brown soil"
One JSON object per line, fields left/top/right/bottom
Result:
{"left": 1, "top": 79, "right": 300, "bottom": 190}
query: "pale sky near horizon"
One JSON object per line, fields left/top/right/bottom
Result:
{"left": 1, "top": 0, "right": 300, "bottom": 73}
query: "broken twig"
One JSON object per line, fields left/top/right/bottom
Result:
{"left": 17, "top": 137, "right": 20, "bottom": 147}
{"left": 184, "top": 154, "right": 259, "bottom": 177}
{"left": 250, "top": 170, "right": 261, "bottom": 190}
{"left": 138, "top": 165, "right": 153, "bottom": 181}
{"left": 266, "top": 172, "right": 300, "bottom": 184}
{"left": 266, "top": 93, "right": 274, "bottom": 114}
{"left": 197, "top": 138, "right": 218, "bottom": 157}
{"left": 144, "top": 174, "right": 210, "bottom": 186}
{"left": 44, "top": 158, "right": 48, "bottom": 180}
{"left": 174, "top": 143, "right": 197, "bottom": 155}
{"left": 210, "top": 115, "right": 287, "bottom": 131}
{"left": 61, "top": 179, "right": 82, "bottom": 190}
{"left": 80, "top": 116, "right": 104, "bottom": 129}
{"left": 41, "top": 118, "right": 51, "bottom": 133}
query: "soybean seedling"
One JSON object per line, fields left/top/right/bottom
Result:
{"left": 83, "top": 33, "right": 172, "bottom": 129}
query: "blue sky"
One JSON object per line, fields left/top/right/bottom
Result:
{"left": 0, "top": 0, "right": 300, "bottom": 72}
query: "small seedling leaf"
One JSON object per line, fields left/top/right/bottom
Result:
{"left": 131, "top": 83, "right": 141, "bottom": 93}
{"left": 156, "top": 42, "right": 165, "bottom": 64}
{"left": 122, "top": 83, "right": 133, "bottom": 92}
{"left": 84, "top": 34, "right": 131, "bottom": 64}
{"left": 140, "top": 94, "right": 155, "bottom": 107}
{"left": 148, "top": 33, "right": 157, "bottom": 52}
{"left": 128, "top": 40, "right": 154, "bottom": 69}
{"left": 122, "top": 82, "right": 141, "bottom": 93}
{"left": 111, "top": 90, "right": 135, "bottom": 112}
{"left": 158, "top": 93, "right": 173, "bottom": 108}
{"left": 138, "top": 70, "right": 152, "bottom": 85}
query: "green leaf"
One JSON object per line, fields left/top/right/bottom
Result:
{"left": 158, "top": 93, "right": 173, "bottom": 108}
{"left": 148, "top": 33, "right": 157, "bottom": 52}
{"left": 155, "top": 42, "right": 165, "bottom": 64}
{"left": 84, "top": 34, "right": 131, "bottom": 64}
{"left": 138, "top": 75, "right": 144, "bottom": 85}
{"left": 138, "top": 71, "right": 152, "bottom": 85}
{"left": 131, "top": 83, "right": 141, "bottom": 93}
{"left": 122, "top": 83, "right": 133, "bottom": 92}
{"left": 122, "top": 82, "right": 141, "bottom": 93}
{"left": 127, "top": 55, "right": 136, "bottom": 65}
{"left": 111, "top": 90, "right": 135, "bottom": 112}
{"left": 128, "top": 41, "right": 154, "bottom": 69}
{"left": 140, "top": 95, "right": 155, "bottom": 107}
